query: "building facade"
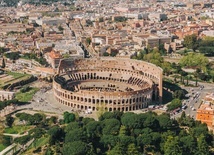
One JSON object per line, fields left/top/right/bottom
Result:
{"left": 53, "top": 57, "right": 163, "bottom": 112}
{"left": 0, "top": 90, "right": 15, "bottom": 101}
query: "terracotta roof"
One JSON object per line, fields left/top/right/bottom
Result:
{"left": 49, "top": 50, "right": 61, "bottom": 59}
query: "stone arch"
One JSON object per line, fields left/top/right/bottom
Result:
{"left": 126, "top": 107, "right": 128, "bottom": 111}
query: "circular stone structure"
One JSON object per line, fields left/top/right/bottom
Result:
{"left": 53, "top": 58, "right": 163, "bottom": 112}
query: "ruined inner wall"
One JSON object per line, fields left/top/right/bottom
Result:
{"left": 53, "top": 57, "right": 163, "bottom": 112}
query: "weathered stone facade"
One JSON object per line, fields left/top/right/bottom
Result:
{"left": 0, "top": 90, "right": 15, "bottom": 101}
{"left": 53, "top": 57, "right": 163, "bottom": 112}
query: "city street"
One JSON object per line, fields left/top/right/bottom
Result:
{"left": 172, "top": 81, "right": 214, "bottom": 119}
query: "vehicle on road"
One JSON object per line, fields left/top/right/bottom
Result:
{"left": 182, "top": 105, "right": 187, "bottom": 110}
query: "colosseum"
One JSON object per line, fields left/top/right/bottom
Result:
{"left": 53, "top": 57, "right": 163, "bottom": 112}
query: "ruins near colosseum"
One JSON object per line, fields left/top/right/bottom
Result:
{"left": 53, "top": 57, "right": 163, "bottom": 112}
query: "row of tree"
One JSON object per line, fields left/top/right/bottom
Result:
{"left": 9, "top": 110, "right": 214, "bottom": 155}
{"left": 184, "top": 35, "right": 214, "bottom": 56}
{"left": 134, "top": 47, "right": 214, "bottom": 82}
{"left": 61, "top": 111, "right": 213, "bottom": 155}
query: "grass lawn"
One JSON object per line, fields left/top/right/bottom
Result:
{"left": 0, "top": 71, "right": 31, "bottom": 88}
{"left": 0, "top": 144, "right": 6, "bottom": 152}
{"left": 6, "top": 71, "right": 28, "bottom": 79}
{"left": 24, "top": 136, "right": 49, "bottom": 154}
{"left": 4, "top": 125, "right": 33, "bottom": 134}
{"left": 33, "top": 136, "right": 49, "bottom": 148}
{"left": 15, "top": 87, "right": 39, "bottom": 102}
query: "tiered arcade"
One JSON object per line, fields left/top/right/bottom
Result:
{"left": 53, "top": 57, "right": 163, "bottom": 112}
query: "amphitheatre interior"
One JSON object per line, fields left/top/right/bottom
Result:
{"left": 53, "top": 58, "right": 163, "bottom": 112}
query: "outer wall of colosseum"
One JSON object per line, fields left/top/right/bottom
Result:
{"left": 53, "top": 57, "right": 163, "bottom": 112}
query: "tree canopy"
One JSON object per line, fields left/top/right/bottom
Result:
{"left": 167, "top": 98, "right": 182, "bottom": 111}
{"left": 179, "top": 53, "right": 209, "bottom": 72}
{"left": 13, "top": 111, "right": 213, "bottom": 155}
{"left": 183, "top": 34, "right": 198, "bottom": 51}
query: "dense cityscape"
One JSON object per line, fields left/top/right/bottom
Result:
{"left": 0, "top": 0, "right": 214, "bottom": 154}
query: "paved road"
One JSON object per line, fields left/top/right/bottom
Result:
{"left": 17, "top": 88, "right": 98, "bottom": 120}
{"left": 172, "top": 83, "right": 214, "bottom": 119}
{"left": 3, "top": 133, "right": 27, "bottom": 138}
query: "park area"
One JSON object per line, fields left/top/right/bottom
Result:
{"left": 15, "top": 87, "right": 39, "bottom": 102}
{"left": 0, "top": 71, "right": 31, "bottom": 89}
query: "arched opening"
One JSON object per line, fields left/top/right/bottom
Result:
{"left": 126, "top": 107, "right": 128, "bottom": 111}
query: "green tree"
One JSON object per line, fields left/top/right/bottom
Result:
{"left": 14, "top": 135, "right": 31, "bottom": 145}
{"left": 183, "top": 34, "right": 198, "bottom": 51}
{"left": 121, "top": 112, "right": 146, "bottom": 131}
{"left": 65, "top": 129, "right": 86, "bottom": 143}
{"left": 48, "top": 125, "right": 64, "bottom": 145}
{"left": 99, "top": 111, "right": 123, "bottom": 121}
{"left": 58, "top": 25, "right": 64, "bottom": 31}
{"left": 32, "top": 113, "right": 44, "bottom": 124}
{"left": 2, "top": 58, "right": 5, "bottom": 68}
{"left": 107, "top": 144, "right": 124, "bottom": 155}
{"left": 162, "top": 61, "right": 172, "bottom": 76}
{"left": 157, "top": 113, "right": 173, "bottom": 130}
{"left": 48, "top": 116, "right": 57, "bottom": 125}
{"left": 102, "top": 119, "right": 120, "bottom": 135}
{"left": 119, "top": 135, "right": 135, "bottom": 148}
{"left": 63, "top": 141, "right": 88, "bottom": 155}
{"left": 172, "top": 90, "right": 185, "bottom": 99}
{"left": 0, "top": 120, "right": 4, "bottom": 144}
{"left": 119, "top": 125, "right": 127, "bottom": 136}
{"left": 86, "top": 37, "right": 91, "bottom": 45}
{"left": 164, "top": 136, "right": 182, "bottom": 155}
{"left": 143, "top": 114, "right": 159, "bottom": 129}
{"left": 4, "top": 52, "right": 20, "bottom": 60}
{"left": 85, "top": 121, "right": 101, "bottom": 139}
{"left": 5, "top": 115, "right": 14, "bottom": 127}
{"left": 96, "top": 102, "right": 107, "bottom": 118}
{"left": 127, "top": 143, "right": 139, "bottom": 155}
{"left": 178, "top": 111, "right": 186, "bottom": 124}
{"left": 65, "top": 122, "right": 81, "bottom": 132}
{"left": 103, "top": 52, "right": 109, "bottom": 56}
{"left": 136, "top": 132, "right": 152, "bottom": 149}
{"left": 167, "top": 98, "right": 182, "bottom": 111}
{"left": 100, "top": 135, "right": 119, "bottom": 150}
{"left": 179, "top": 53, "right": 209, "bottom": 72}
{"left": 29, "top": 127, "right": 45, "bottom": 139}
{"left": 0, "top": 47, "right": 6, "bottom": 54}
{"left": 63, "top": 111, "right": 75, "bottom": 124}
{"left": 197, "top": 134, "right": 209, "bottom": 155}
{"left": 180, "top": 135, "right": 197, "bottom": 155}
